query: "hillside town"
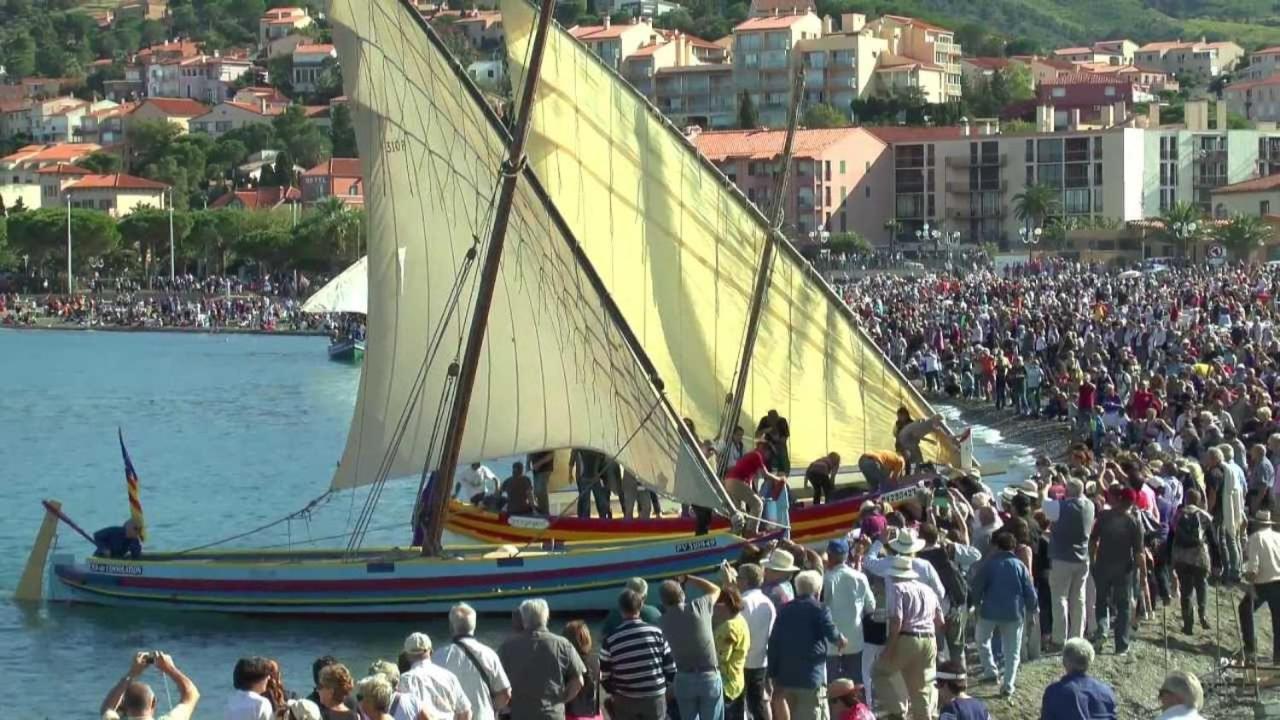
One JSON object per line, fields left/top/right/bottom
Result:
{"left": 1, "top": 0, "right": 1280, "bottom": 279}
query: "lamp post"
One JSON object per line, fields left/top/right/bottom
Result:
{"left": 1172, "top": 220, "right": 1198, "bottom": 261}
{"left": 884, "top": 217, "right": 902, "bottom": 259}
{"left": 1019, "top": 225, "right": 1042, "bottom": 264}
{"left": 65, "top": 192, "right": 73, "bottom": 295}
{"left": 168, "top": 187, "right": 176, "bottom": 282}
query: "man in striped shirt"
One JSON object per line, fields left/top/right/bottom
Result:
{"left": 601, "top": 589, "right": 676, "bottom": 720}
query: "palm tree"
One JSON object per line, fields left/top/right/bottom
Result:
{"left": 1011, "top": 183, "right": 1060, "bottom": 231}
{"left": 1158, "top": 201, "right": 1204, "bottom": 259}
{"left": 1215, "top": 214, "right": 1273, "bottom": 261}
{"left": 313, "top": 196, "right": 363, "bottom": 267}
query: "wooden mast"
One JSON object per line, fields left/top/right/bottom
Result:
{"left": 419, "top": 0, "right": 559, "bottom": 556}
{"left": 715, "top": 61, "right": 806, "bottom": 478}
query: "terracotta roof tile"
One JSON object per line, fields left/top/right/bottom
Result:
{"left": 694, "top": 127, "right": 879, "bottom": 161}
{"left": 210, "top": 185, "right": 301, "bottom": 209}
{"left": 734, "top": 14, "right": 816, "bottom": 31}
{"left": 66, "top": 173, "right": 169, "bottom": 191}
{"left": 35, "top": 163, "right": 91, "bottom": 175}
{"left": 880, "top": 14, "right": 950, "bottom": 33}
{"left": 1, "top": 143, "right": 103, "bottom": 164}
{"left": 137, "top": 97, "right": 210, "bottom": 117}
{"left": 1054, "top": 47, "right": 1095, "bottom": 55}
{"left": 293, "top": 43, "right": 336, "bottom": 54}
{"left": 963, "top": 57, "right": 1010, "bottom": 71}
{"left": 863, "top": 126, "right": 967, "bottom": 143}
{"left": 570, "top": 23, "right": 644, "bottom": 40}
{"left": 302, "top": 158, "right": 361, "bottom": 177}
{"left": 1213, "top": 174, "right": 1280, "bottom": 194}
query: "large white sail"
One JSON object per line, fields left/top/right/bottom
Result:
{"left": 302, "top": 256, "right": 368, "bottom": 315}
{"left": 327, "top": 0, "right": 731, "bottom": 513}
{"left": 503, "top": 0, "right": 957, "bottom": 468}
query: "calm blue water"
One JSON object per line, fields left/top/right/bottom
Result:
{"left": 0, "top": 330, "right": 1030, "bottom": 717}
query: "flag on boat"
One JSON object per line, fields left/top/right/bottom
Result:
{"left": 118, "top": 428, "right": 146, "bottom": 541}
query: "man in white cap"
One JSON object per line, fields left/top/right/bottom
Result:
{"left": 863, "top": 529, "right": 947, "bottom": 609}
{"left": 1239, "top": 509, "right": 1280, "bottom": 662}
{"left": 398, "top": 632, "right": 472, "bottom": 720}
{"left": 869, "top": 555, "right": 943, "bottom": 720}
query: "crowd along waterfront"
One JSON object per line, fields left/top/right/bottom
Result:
{"left": 0, "top": 328, "right": 1029, "bottom": 716}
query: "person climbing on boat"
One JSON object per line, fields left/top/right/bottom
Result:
{"left": 93, "top": 518, "right": 142, "bottom": 559}
{"left": 897, "top": 415, "right": 956, "bottom": 471}
{"left": 724, "top": 436, "right": 780, "bottom": 535}
{"left": 756, "top": 410, "right": 791, "bottom": 472}
{"left": 804, "top": 453, "right": 842, "bottom": 505}
{"left": 527, "top": 451, "right": 556, "bottom": 516}
{"left": 857, "top": 450, "right": 905, "bottom": 492}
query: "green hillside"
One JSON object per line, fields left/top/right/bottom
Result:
{"left": 813, "top": 0, "right": 1280, "bottom": 51}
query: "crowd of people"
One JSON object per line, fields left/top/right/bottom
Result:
{"left": 1, "top": 291, "right": 335, "bottom": 332}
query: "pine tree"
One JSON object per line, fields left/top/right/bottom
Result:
{"left": 737, "top": 90, "right": 759, "bottom": 130}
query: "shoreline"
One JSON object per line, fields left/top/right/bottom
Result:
{"left": 0, "top": 323, "right": 327, "bottom": 337}
{"left": 939, "top": 396, "right": 1074, "bottom": 461}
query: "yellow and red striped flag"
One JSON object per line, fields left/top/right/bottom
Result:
{"left": 118, "top": 428, "right": 146, "bottom": 542}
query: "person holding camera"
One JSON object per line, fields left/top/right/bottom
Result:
{"left": 100, "top": 651, "right": 200, "bottom": 720}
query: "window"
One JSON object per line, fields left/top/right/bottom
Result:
{"left": 1263, "top": 200, "right": 1272, "bottom": 215}
{"left": 1051, "top": 87, "right": 1066, "bottom": 98}
{"left": 1094, "top": 162, "right": 1103, "bottom": 185}
{"left": 1104, "top": 85, "right": 1116, "bottom": 97}
{"left": 825, "top": 186, "right": 831, "bottom": 206}
{"left": 1025, "top": 139, "right": 1034, "bottom": 162}
{"left": 824, "top": 161, "right": 831, "bottom": 181}
{"left": 839, "top": 160, "right": 846, "bottom": 174}
{"left": 865, "top": 186, "right": 871, "bottom": 198}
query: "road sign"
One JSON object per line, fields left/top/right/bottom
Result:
{"left": 1208, "top": 244, "right": 1226, "bottom": 266}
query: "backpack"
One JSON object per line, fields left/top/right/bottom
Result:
{"left": 1174, "top": 510, "right": 1203, "bottom": 550}
{"left": 919, "top": 544, "right": 968, "bottom": 606}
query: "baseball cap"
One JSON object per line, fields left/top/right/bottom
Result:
{"left": 827, "top": 539, "right": 850, "bottom": 556}
{"left": 403, "top": 632, "right": 432, "bottom": 656}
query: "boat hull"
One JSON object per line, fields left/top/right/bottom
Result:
{"left": 45, "top": 531, "right": 757, "bottom": 615}
{"left": 444, "top": 483, "right": 928, "bottom": 547}
{"left": 328, "top": 339, "right": 365, "bottom": 363}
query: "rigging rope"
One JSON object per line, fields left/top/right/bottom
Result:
{"left": 175, "top": 491, "right": 333, "bottom": 555}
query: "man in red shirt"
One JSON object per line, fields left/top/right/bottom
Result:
{"left": 724, "top": 436, "right": 782, "bottom": 535}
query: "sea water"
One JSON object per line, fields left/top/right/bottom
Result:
{"left": 0, "top": 330, "right": 1032, "bottom": 715}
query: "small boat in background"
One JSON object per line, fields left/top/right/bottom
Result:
{"left": 328, "top": 336, "right": 366, "bottom": 363}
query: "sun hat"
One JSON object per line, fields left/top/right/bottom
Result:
{"left": 1016, "top": 479, "right": 1040, "bottom": 496}
{"left": 1256, "top": 510, "right": 1275, "bottom": 527}
{"left": 763, "top": 548, "right": 800, "bottom": 574}
{"left": 403, "top": 631, "right": 432, "bottom": 656}
{"left": 286, "top": 699, "right": 322, "bottom": 720}
{"left": 883, "top": 555, "right": 919, "bottom": 580}
{"left": 887, "top": 529, "right": 926, "bottom": 555}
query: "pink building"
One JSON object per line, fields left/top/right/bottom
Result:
{"left": 693, "top": 127, "right": 891, "bottom": 239}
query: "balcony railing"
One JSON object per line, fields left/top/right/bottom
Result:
{"left": 944, "top": 154, "right": 1007, "bottom": 168}
{"left": 949, "top": 207, "right": 1005, "bottom": 220}
{"left": 945, "top": 180, "right": 1007, "bottom": 194}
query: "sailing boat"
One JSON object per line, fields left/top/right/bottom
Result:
{"left": 302, "top": 256, "right": 368, "bottom": 363}
{"left": 17, "top": 0, "right": 758, "bottom": 615}
{"left": 437, "top": 0, "right": 963, "bottom": 546}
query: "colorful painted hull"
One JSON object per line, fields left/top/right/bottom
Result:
{"left": 45, "top": 531, "right": 757, "bottom": 615}
{"left": 443, "top": 483, "right": 927, "bottom": 547}
{"left": 328, "top": 339, "right": 365, "bottom": 363}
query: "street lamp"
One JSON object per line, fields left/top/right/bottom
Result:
{"left": 65, "top": 192, "right": 73, "bottom": 295}
{"left": 1172, "top": 220, "right": 1198, "bottom": 260}
{"left": 168, "top": 187, "right": 176, "bottom": 283}
{"left": 1019, "top": 225, "right": 1042, "bottom": 264}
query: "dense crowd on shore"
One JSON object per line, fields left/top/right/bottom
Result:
{"left": 0, "top": 269, "right": 338, "bottom": 331}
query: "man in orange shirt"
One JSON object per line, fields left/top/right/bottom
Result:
{"left": 857, "top": 450, "right": 905, "bottom": 491}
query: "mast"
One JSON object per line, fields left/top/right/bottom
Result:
{"left": 715, "top": 61, "right": 805, "bottom": 477}
{"left": 418, "top": 0, "right": 558, "bottom": 556}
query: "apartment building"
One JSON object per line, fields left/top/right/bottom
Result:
{"left": 1134, "top": 39, "right": 1244, "bottom": 78}
{"left": 622, "top": 34, "right": 708, "bottom": 97}
{"left": 1072, "top": 63, "right": 1177, "bottom": 92}
{"left": 130, "top": 97, "right": 210, "bottom": 132}
{"left": 26, "top": 97, "right": 92, "bottom": 143}
{"left": 748, "top": 0, "right": 815, "bottom": 16}
{"left": 260, "top": 7, "right": 313, "bottom": 47}
{"left": 733, "top": 13, "right": 823, "bottom": 127}
{"left": 1035, "top": 76, "right": 1153, "bottom": 130}
{"left": 865, "top": 15, "right": 962, "bottom": 102}
{"left": 653, "top": 65, "right": 736, "bottom": 129}
{"left": 190, "top": 100, "right": 284, "bottom": 137}
{"left": 1, "top": 143, "right": 103, "bottom": 184}
{"left": 301, "top": 158, "right": 364, "bottom": 206}
{"left": 453, "top": 10, "right": 504, "bottom": 51}
{"left": 1211, "top": 173, "right": 1280, "bottom": 218}
{"left": 1225, "top": 74, "right": 1280, "bottom": 123}
{"left": 694, "top": 126, "right": 892, "bottom": 238}
{"left": 959, "top": 57, "right": 1010, "bottom": 83}
{"left": 1240, "top": 46, "right": 1280, "bottom": 82}
{"left": 795, "top": 14, "right": 886, "bottom": 111}
{"left": 76, "top": 102, "right": 138, "bottom": 146}
{"left": 36, "top": 163, "right": 90, "bottom": 207}
{"left": 174, "top": 55, "right": 254, "bottom": 103}
{"left": 1053, "top": 40, "right": 1136, "bottom": 66}
{"left": 292, "top": 44, "right": 338, "bottom": 93}
{"left": 570, "top": 19, "right": 658, "bottom": 72}
{"left": 64, "top": 173, "right": 169, "bottom": 216}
